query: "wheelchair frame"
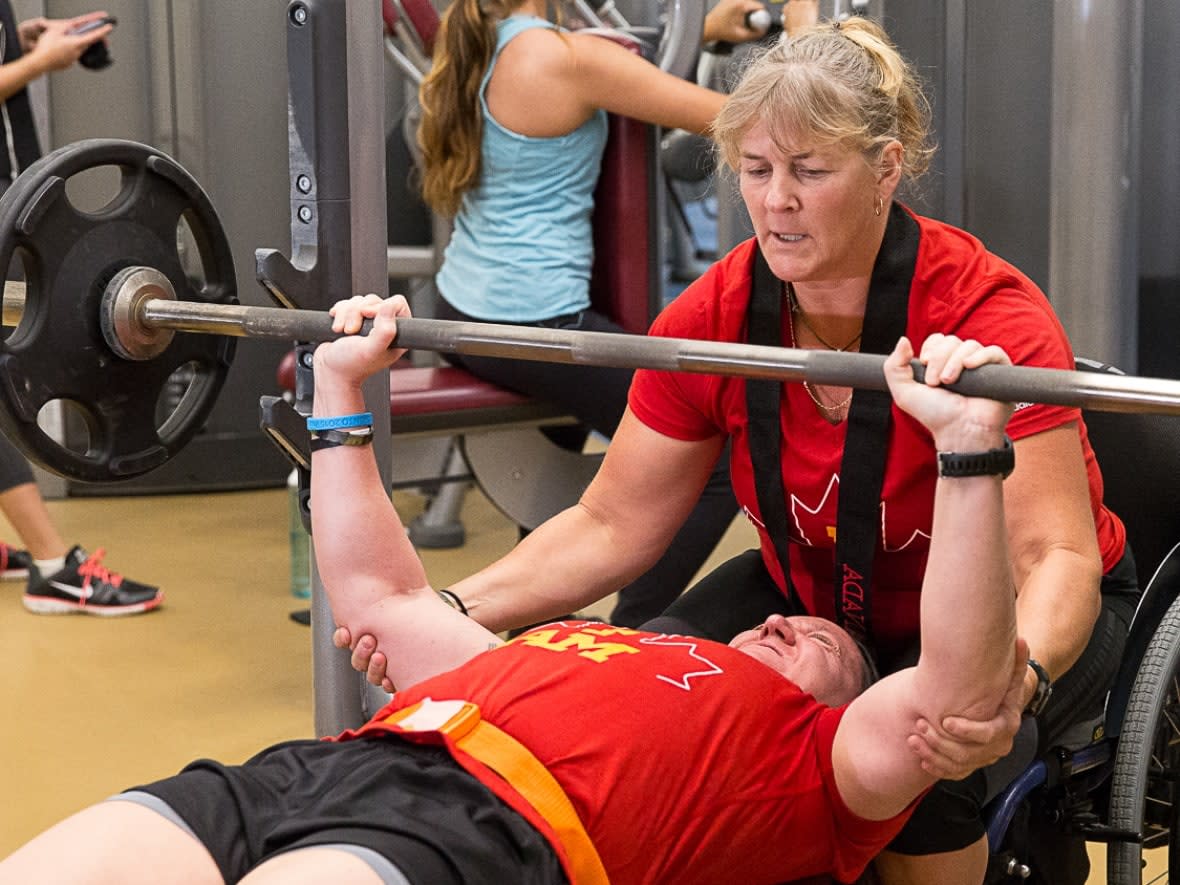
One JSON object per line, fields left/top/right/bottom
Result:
{"left": 985, "top": 359, "right": 1180, "bottom": 884}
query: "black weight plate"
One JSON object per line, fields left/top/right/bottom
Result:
{"left": 0, "top": 138, "right": 237, "bottom": 482}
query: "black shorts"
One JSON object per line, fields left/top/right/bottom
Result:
{"left": 126, "top": 736, "right": 566, "bottom": 885}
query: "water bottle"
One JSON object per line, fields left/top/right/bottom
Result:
{"left": 288, "top": 468, "right": 311, "bottom": 599}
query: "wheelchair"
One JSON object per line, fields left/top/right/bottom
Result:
{"left": 984, "top": 359, "right": 1180, "bottom": 884}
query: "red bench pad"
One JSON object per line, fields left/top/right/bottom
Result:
{"left": 276, "top": 352, "right": 560, "bottom": 422}
{"left": 387, "top": 365, "right": 531, "bottom": 414}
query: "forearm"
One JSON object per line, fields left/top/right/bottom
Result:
{"left": 916, "top": 471, "right": 1017, "bottom": 721}
{"left": 454, "top": 412, "right": 718, "bottom": 632}
{"left": 309, "top": 378, "right": 431, "bottom": 628}
{"left": 782, "top": 0, "right": 819, "bottom": 37}
{"left": 1004, "top": 423, "right": 1104, "bottom": 699}
{"left": 0, "top": 54, "right": 45, "bottom": 102}
{"left": 702, "top": 0, "right": 766, "bottom": 45}
{"left": 1015, "top": 549, "right": 1102, "bottom": 686}
{"left": 455, "top": 500, "right": 662, "bottom": 632}
{"left": 309, "top": 383, "right": 510, "bottom": 685}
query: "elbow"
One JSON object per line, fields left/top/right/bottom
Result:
{"left": 916, "top": 628, "right": 1019, "bottom": 725}
{"left": 1014, "top": 539, "right": 1104, "bottom": 623}
{"left": 1065, "top": 542, "right": 1105, "bottom": 610}
{"left": 1084, "top": 551, "right": 1104, "bottom": 620}
{"left": 322, "top": 576, "right": 403, "bottom": 634}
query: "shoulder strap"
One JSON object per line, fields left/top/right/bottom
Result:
{"left": 744, "top": 205, "right": 921, "bottom": 643}
{"left": 832, "top": 204, "right": 920, "bottom": 643}
{"left": 745, "top": 250, "right": 803, "bottom": 611}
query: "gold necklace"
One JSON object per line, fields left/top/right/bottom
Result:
{"left": 786, "top": 284, "right": 863, "bottom": 352}
{"left": 785, "top": 284, "right": 853, "bottom": 416}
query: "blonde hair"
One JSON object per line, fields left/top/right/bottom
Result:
{"left": 418, "top": 0, "right": 559, "bottom": 217}
{"left": 713, "top": 17, "right": 933, "bottom": 183}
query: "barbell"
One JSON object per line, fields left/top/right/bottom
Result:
{"left": 1, "top": 138, "right": 1179, "bottom": 484}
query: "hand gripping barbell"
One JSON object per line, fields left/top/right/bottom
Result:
{"left": 2, "top": 139, "right": 1179, "bottom": 484}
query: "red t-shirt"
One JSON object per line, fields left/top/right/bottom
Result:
{"left": 337, "top": 621, "right": 914, "bottom": 884}
{"left": 629, "top": 211, "right": 1125, "bottom": 659}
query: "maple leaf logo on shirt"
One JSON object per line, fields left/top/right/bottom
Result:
{"left": 788, "top": 473, "right": 931, "bottom": 552}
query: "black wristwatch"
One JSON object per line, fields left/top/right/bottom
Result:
{"left": 937, "top": 434, "right": 1015, "bottom": 480}
{"left": 1025, "top": 657, "right": 1053, "bottom": 717}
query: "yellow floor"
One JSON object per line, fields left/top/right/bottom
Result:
{"left": 0, "top": 488, "right": 310, "bottom": 855}
{"left": 0, "top": 484, "right": 1133, "bottom": 881}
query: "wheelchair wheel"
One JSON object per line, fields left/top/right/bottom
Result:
{"left": 1108, "top": 594, "right": 1180, "bottom": 883}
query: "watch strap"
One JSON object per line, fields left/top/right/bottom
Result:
{"left": 309, "top": 427, "right": 375, "bottom": 452}
{"left": 937, "top": 434, "right": 1015, "bottom": 479}
{"left": 1025, "top": 657, "right": 1053, "bottom": 717}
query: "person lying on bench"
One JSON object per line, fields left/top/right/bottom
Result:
{"left": 0, "top": 294, "right": 1024, "bottom": 885}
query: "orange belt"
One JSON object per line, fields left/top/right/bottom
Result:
{"left": 383, "top": 699, "right": 610, "bottom": 885}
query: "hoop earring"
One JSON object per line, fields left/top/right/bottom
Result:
{"left": 874, "top": 195, "right": 883, "bottom": 217}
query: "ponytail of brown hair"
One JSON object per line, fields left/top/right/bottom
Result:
{"left": 418, "top": 0, "right": 523, "bottom": 217}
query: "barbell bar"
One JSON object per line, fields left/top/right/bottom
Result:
{"left": 127, "top": 282, "right": 1180, "bottom": 415}
{"left": 8, "top": 268, "right": 1180, "bottom": 420}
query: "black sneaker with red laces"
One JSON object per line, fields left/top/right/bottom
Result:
{"left": 23, "top": 546, "right": 163, "bottom": 616}
{"left": 0, "top": 541, "right": 33, "bottom": 580}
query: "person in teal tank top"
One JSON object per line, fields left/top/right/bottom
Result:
{"left": 435, "top": 16, "right": 607, "bottom": 324}
{"left": 417, "top": 0, "right": 782, "bottom": 625}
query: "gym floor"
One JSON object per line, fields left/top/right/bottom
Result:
{"left": 0, "top": 484, "right": 1131, "bottom": 881}
{"left": 0, "top": 482, "right": 754, "bottom": 856}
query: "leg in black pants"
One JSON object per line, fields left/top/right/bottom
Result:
{"left": 641, "top": 549, "right": 801, "bottom": 640}
{"left": 436, "top": 299, "right": 739, "bottom": 626}
{"left": 0, "top": 429, "right": 37, "bottom": 493}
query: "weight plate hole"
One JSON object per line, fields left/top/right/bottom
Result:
{"left": 37, "top": 399, "right": 96, "bottom": 460}
{"left": 156, "top": 361, "right": 205, "bottom": 437}
{"left": 62, "top": 164, "right": 124, "bottom": 216}
{"left": 176, "top": 211, "right": 210, "bottom": 293}
{"left": 2, "top": 249, "right": 32, "bottom": 342}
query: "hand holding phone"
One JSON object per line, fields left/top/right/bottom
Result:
{"left": 70, "top": 15, "right": 117, "bottom": 70}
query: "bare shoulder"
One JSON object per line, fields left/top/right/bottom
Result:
{"left": 500, "top": 26, "right": 635, "bottom": 70}
{"left": 495, "top": 25, "right": 574, "bottom": 75}
{"left": 487, "top": 26, "right": 603, "bottom": 135}
{"left": 562, "top": 29, "right": 653, "bottom": 73}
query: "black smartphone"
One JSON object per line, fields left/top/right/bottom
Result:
{"left": 69, "top": 15, "right": 117, "bottom": 36}
{"left": 72, "top": 16, "right": 117, "bottom": 70}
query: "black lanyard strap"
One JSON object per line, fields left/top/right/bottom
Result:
{"left": 745, "top": 204, "right": 920, "bottom": 644}
{"left": 746, "top": 250, "right": 803, "bottom": 612}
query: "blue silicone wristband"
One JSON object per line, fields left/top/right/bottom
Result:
{"left": 307, "top": 411, "right": 374, "bottom": 431}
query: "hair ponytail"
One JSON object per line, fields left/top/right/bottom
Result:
{"left": 418, "top": 0, "right": 500, "bottom": 217}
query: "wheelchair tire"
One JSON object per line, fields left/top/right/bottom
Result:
{"left": 1108, "top": 593, "right": 1180, "bottom": 883}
